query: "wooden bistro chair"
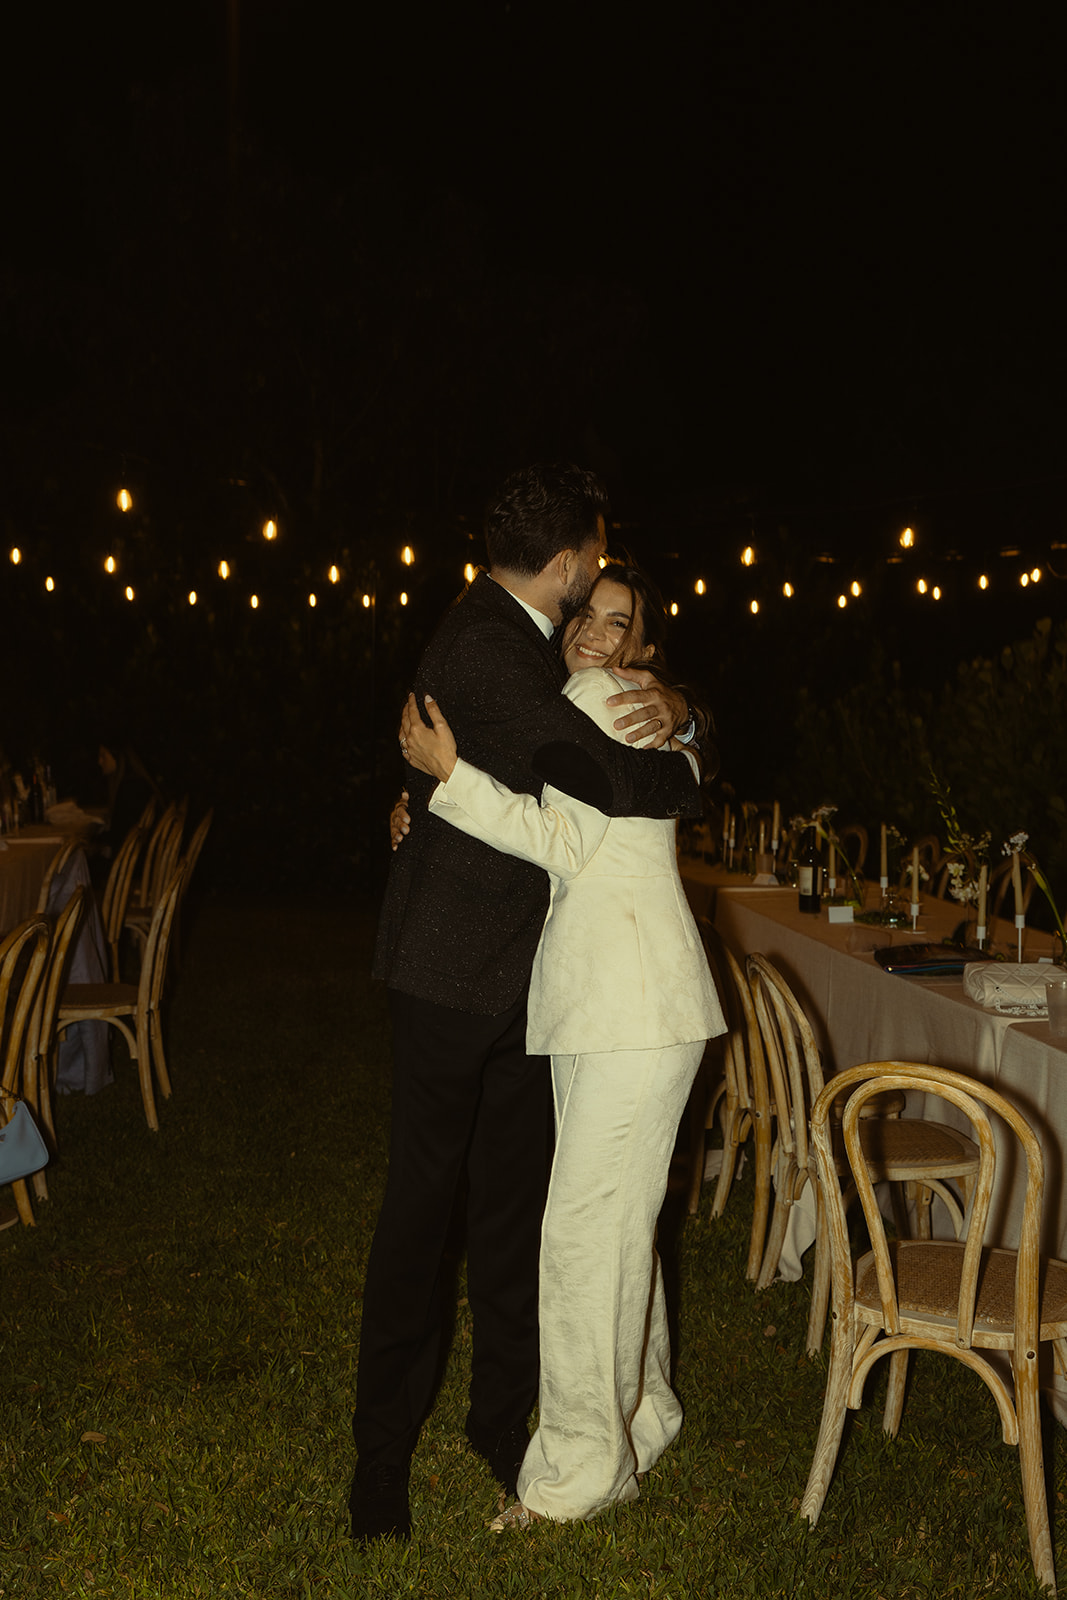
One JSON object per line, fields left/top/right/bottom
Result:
{"left": 835, "top": 823, "right": 868, "bottom": 879}
{"left": 22, "top": 886, "right": 88, "bottom": 1200}
{"left": 99, "top": 821, "right": 149, "bottom": 981}
{"left": 0, "top": 916, "right": 52, "bottom": 1229}
{"left": 35, "top": 837, "right": 81, "bottom": 914}
{"left": 125, "top": 799, "right": 186, "bottom": 919}
{"left": 688, "top": 921, "right": 774, "bottom": 1284}
{"left": 57, "top": 861, "right": 186, "bottom": 1132}
{"left": 801, "top": 1062, "right": 1067, "bottom": 1595}
{"left": 746, "top": 953, "right": 981, "bottom": 1356}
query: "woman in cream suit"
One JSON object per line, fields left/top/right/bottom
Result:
{"left": 401, "top": 564, "right": 726, "bottom": 1528}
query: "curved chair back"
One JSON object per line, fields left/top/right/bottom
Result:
{"left": 836, "top": 823, "right": 868, "bottom": 878}
{"left": 101, "top": 823, "right": 148, "bottom": 979}
{"left": 36, "top": 839, "right": 80, "bottom": 914}
{"left": 181, "top": 807, "right": 213, "bottom": 884}
{"left": 0, "top": 917, "right": 52, "bottom": 1099}
{"left": 26, "top": 888, "right": 88, "bottom": 1137}
{"left": 697, "top": 921, "right": 773, "bottom": 1280}
{"left": 133, "top": 800, "right": 184, "bottom": 912}
{"left": 140, "top": 861, "right": 188, "bottom": 1018}
{"left": 747, "top": 952, "right": 825, "bottom": 1186}
{"left": 0, "top": 916, "right": 52, "bottom": 1228}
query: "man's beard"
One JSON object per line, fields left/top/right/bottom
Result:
{"left": 557, "top": 567, "right": 595, "bottom": 626}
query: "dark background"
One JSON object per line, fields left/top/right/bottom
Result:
{"left": 2, "top": 3, "right": 1064, "bottom": 889}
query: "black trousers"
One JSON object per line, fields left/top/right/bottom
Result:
{"left": 352, "top": 986, "right": 550, "bottom": 1468}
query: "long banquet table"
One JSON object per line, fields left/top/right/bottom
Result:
{"left": 683, "top": 865, "right": 1067, "bottom": 1416}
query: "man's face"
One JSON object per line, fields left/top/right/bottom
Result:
{"left": 558, "top": 515, "right": 607, "bottom": 625}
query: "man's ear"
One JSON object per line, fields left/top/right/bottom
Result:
{"left": 554, "top": 547, "right": 577, "bottom": 584}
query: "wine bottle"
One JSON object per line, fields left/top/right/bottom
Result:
{"left": 28, "top": 769, "right": 44, "bottom": 824}
{"left": 797, "top": 826, "right": 822, "bottom": 914}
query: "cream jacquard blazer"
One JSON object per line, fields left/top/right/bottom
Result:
{"left": 429, "top": 667, "right": 726, "bottom": 1055}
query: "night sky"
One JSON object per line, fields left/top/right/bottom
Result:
{"left": 7, "top": 4, "right": 1062, "bottom": 537}
{"left": 2, "top": 2, "right": 1066, "bottom": 814}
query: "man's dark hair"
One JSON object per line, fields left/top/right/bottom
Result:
{"left": 484, "top": 463, "right": 610, "bottom": 576}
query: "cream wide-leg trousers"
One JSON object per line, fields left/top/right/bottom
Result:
{"left": 517, "top": 1039, "right": 706, "bottom": 1521}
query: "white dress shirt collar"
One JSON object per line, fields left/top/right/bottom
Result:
{"left": 489, "top": 575, "right": 555, "bottom": 640}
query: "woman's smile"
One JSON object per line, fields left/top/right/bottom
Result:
{"left": 562, "top": 577, "right": 654, "bottom": 676}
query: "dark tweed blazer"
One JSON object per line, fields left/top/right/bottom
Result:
{"left": 372, "top": 573, "right": 701, "bottom": 1015}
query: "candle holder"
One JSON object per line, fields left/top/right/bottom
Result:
{"left": 976, "top": 921, "right": 988, "bottom": 951}
{"left": 1016, "top": 913, "right": 1026, "bottom": 964}
{"left": 752, "top": 850, "right": 778, "bottom": 887}
{"left": 910, "top": 901, "right": 920, "bottom": 930}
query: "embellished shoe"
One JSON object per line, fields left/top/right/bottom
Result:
{"left": 487, "top": 1500, "right": 542, "bottom": 1533}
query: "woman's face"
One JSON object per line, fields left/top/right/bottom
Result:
{"left": 562, "top": 577, "right": 654, "bottom": 676}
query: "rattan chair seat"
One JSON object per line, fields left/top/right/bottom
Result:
{"left": 855, "top": 1242, "right": 1067, "bottom": 1340}
{"left": 854, "top": 1116, "right": 980, "bottom": 1178}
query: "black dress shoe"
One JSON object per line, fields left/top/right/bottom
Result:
{"left": 464, "top": 1420, "right": 530, "bottom": 1497}
{"left": 349, "top": 1459, "right": 412, "bottom": 1544}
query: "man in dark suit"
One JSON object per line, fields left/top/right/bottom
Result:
{"left": 351, "top": 464, "right": 702, "bottom": 1541}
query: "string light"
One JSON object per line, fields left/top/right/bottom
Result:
{"left": 9, "top": 547, "right": 20, "bottom": 565}
{"left": 932, "top": 586, "right": 942, "bottom": 601}
{"left": 308, "top": 593, "right": 317, "bottom": 608}
{"left": 783, "top": 582, "right": 794, "bottom": 598}
{"left": 105, "top": 555, "right": 116, "bottom": 574}
{"left": 400, "top": 592, "right": 409, "bottom": 606}
{"left": 749, "top": 599, "right": 759, "bottom": 615}
{"left": 188, "top": 590, "right": 197, "bottom": 606}
{"left": 362, "top": 593, "right": 372, "bottom": 608}
{"left": 328, "top": 565, "right": 340, "bottom": 584}
{"left": 117, "top": 488, "right": 132, "bottom": 512}
{"left": 218, "top": 560, "right": 230, "bottom": 579}
{"left": 917, "top": 578, "right": 927, "bottom": 595}
{"left": 1031, "top": 567, "right": 1042, "bottom": 582}
{"left": 250, "top": 594, "right": 259, "bottom": 609}
{"left": 695, "top": 578, "right": 706, "bottom": 595}
{"left": 900, "top": 527, "right": 915, "bottom": 549}
{"left": 463, "top": 563, "right": 476, "bottom": 583}
{"left": 850, "top": 581, "right": 861, "bottom": 597}
{"left": 741, "top": 546, "right": 755, "bottom": 567}
{"left": 979, "top": 574, "right": 989, "bottom": 590}
{"left": 45, "top": 576, "right": 54, "bottom": 592}
{"left": 1021, "top": 573, "right": 1030, "bottom": 587}
{"left": 670, "top": 602, "right": 679, "bottom": 616}
{"left": 401, "top": 545, "right": 414, "bottom": 566}
{"left": 598, "top": 554, "right": 607, "bottom": 569}
{"left": 837, "top": 594, "right": 847, "bottom": 609}
{"left": 124, "top": 585, "right": 135, "bottom": 601}
{"left": 263, "top": 520, "right": 277, "bottom": 541}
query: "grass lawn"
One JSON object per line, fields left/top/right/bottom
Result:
{"left": 1, "top": 896, "right": 1062, "bottom": 1598}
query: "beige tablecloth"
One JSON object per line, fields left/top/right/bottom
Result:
{"left": 0, "top": 828, "right": 65, "bottom": 934}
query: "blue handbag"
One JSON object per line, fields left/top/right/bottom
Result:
{"left": 0, "top": 1099, "right": 50, "bottom": 1185}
